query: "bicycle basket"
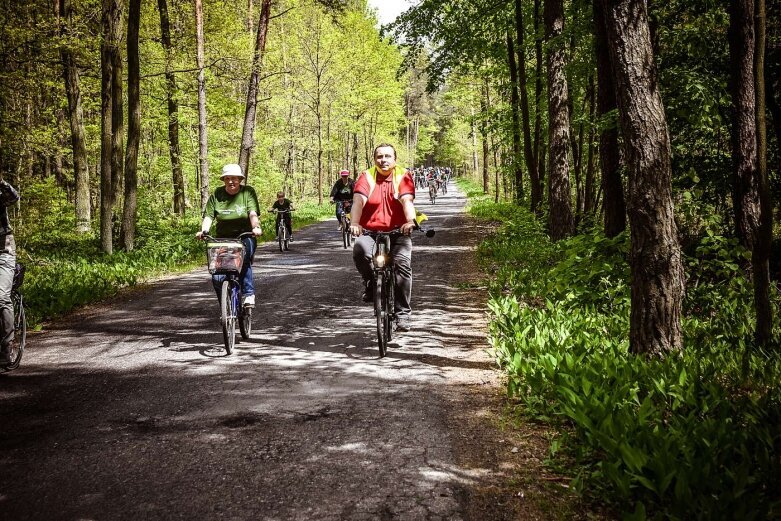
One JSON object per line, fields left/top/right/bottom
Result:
{"left": 206, "top": 241, "right": 245, "bottom": 274}
{"left": 12, "top": 262, "right": 24, "bottom": 290}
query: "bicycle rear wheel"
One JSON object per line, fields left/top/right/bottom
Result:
{"left": 4, "top": 292, "right": 25, "bottom": 370}
{"left": 239, "top": 303, "right": 252, "bottom": 340}
{"left": 220, "top": 281, "right": 236, "bottom": 354}
{"left": 374, "top": 272, "right": 386, "bottom": 357}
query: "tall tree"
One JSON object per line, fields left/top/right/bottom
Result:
{"left": 515, "top": 0, "right": 542, "bottom": 213}
{"left": 121, "top": 0, "right": 140, "bottom": 251}
{"left": 238, "top": 0, "right": 272, "bottom": 177}
{"left": 195, "top": 0, "right": 209, "bottom": 210}
{"left": 545, "top": 0, "right": 574, "bottom": 240}
{"left": 593, "top": 0, "right": 625, "bottom": 237}
{"left": 755, "top": 0, "right": 772, "bottom": 344}
{"left": 58, "top": 0, "right": 90, "bottom": 233}
{"left": 729, "top": 0, "right": 760, "bottom": 252}
{"left": 603, "top": 0, "right": 685, "bottom": 355}
{"left": 506, "top": 32, "right": 524, "bottom": 202}
{"left": 158, "top": 0, "right": 185, "bottom": 216}
{"left": 100, "top": 0, "right": 122, "bottom": 254}
{"left": 480, "top": 78, "right": 490, "bottom": 194}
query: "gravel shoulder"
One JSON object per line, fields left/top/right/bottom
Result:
{"left": 0, "top": 184, "right": 576, "bottom": 520}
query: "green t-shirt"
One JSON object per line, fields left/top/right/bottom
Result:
{"left": 204, "top": 185, "right": 260, "bottom": 238}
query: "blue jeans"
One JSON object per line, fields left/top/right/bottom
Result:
{"left": 212, "top": 236, "right": 256, "bottom": 298}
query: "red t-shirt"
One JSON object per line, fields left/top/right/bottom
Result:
{"left": 354, "top": 169, "right": 415, "bottom": 231}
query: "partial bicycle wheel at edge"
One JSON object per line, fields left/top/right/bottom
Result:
{"left": 278, "top": 224, "right": 285, "bottom": 252}
{"left": 220, "top": 281, "right": 235, "bottom": 354}
{"left": 4, "top": 292, "right": 25, "bottom": 370}
{"left": 374, "top": 273, "right": 386, "bottom": 357}
{"left": 239, "top": 305, "right": 252, "bottom": 340}
{"left": 384, "top": 271, "right": 394, "bottom": 343}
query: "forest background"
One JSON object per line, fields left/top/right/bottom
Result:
{"left": 1, "top": 0, "right": 780, "bottom": 517}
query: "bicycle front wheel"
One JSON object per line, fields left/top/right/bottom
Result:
{"left": 220, "top": 281, "right": 236, "bottom": 354}
{"left": 278, "top": 224, "right": 285, "bottom": 252}
{"left": 374, "top": 272, "right": 386, "bottom": 357}
{"left": 384, "top": 271, "right": 394, "bottom": 343}
{"left": 4, "top": 292, "right": 25, "bottom": 370}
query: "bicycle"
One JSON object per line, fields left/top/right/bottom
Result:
{"left": 440, "top": 178, "right": 448, "bottom": 195}
{"left": 366, "top": 226, "right": 435, "bottom": 357}
{"left": 428, "top": 182, "right": 437, "bottom": 204}
{"left": 204, "top": 232, "right": 254, "bottom": 354}
{"left": 270, "top": 209, "right": 293, "bottom": 252}
{"left": 336, "top": 200, "right": 352, "bottom": 249}
{"left": 1, "top": 263, "right": 26, "bottom": 371}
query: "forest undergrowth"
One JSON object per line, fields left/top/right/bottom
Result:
{"left": 14, "top": 182, "right": 332, "bottom": 327}
{"left": 459, "top": 179, "right": 781, "bottom": 520}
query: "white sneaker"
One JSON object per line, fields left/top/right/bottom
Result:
{"left": 243, "top": 294, "right": 255, "bottom": 308}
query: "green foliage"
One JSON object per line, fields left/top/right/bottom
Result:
{"left": 472, "top": 200, "right": 781, "bottom": 520}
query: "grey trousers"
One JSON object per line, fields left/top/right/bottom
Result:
{"left": 353, "top": 234, "right": 413, "bottom": 316}
{"left": 0, "top": 234, "right": 16, "bottom": 349}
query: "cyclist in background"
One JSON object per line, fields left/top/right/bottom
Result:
{"left": 271, "top": 191, "right": 295, "bottom": 241}
{"left": 329, "top": 170, "right": 354, "bottom": 228}
{"left": 349, "top": 143, "right": 417, "bottom": 332}
{"left": 0, "top": 179, "right": 19, "bottom": 365}
{"left": 196, "top": 164, "right": 262, "bottom": 308}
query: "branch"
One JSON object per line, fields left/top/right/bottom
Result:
{"left": 270, "top": 6, "right": 296, "bottom": 20}
{"left": 141, "top": 57, "right": 226, "bottom": 79}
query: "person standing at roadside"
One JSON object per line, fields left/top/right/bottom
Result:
{"left": 0, "top": 179, "right": 20, "bottom": 365}
{"left": 349, "top": 144, "right": 417, "bottom": 332}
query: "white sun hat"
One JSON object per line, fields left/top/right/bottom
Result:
{"left": 220, "top": 163, "right": 244, "bottom": 178}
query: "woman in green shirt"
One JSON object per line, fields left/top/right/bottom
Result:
{"left": 196, "top": 164, "right": 262, "bottom": 307}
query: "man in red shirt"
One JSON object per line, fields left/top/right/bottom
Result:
{"left": 350, "top": 143, "right": 417, "bottom": 332}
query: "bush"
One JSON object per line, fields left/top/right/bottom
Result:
{"left": 472, "top": 200, "right": 781, "bottom": 519}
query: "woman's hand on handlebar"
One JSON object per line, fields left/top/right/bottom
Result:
{"left": 195, "top": 230, "right": 207, "bottom": 241}
{"left": 252, "top": 226, "right": 262, "bottom": 237}
{"left": 350, "top": 223, "right": 363, "bottom": 237}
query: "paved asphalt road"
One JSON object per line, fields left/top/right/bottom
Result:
{"left": 0, "top": 183, "right": 508, "bottom": 520}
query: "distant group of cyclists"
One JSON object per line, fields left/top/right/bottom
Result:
{"left": 196, "top": 145, "right": 452, "bottom": 334}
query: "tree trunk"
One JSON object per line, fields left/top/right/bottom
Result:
{"left": 506, "top": 32, "right": 524, "bottom": 202}
{"left": 110, "top": 11, "right": 124, "bottom": 209}
{"left": 533, "top": 0, "right": 545, "bottom": 199}
{"left": 729, "top": 0, "right": 760, "bottom": 251}
{"left": 481, "top": 78, "right": 490, "bottom": 194}
{"left": 100, "top": 0, "right": 121, "bottom": 254}
{"left": 545, "top": 0, "right": 574, "bottom": 240}
{"left": 594, "top": 0, "right": 625, "bottom": 237}
{"left": 59, "top": 0, "right": 90, "bottom": 233}
{"left": 239, "top": 0, "right": 272, "bottom": 177}
{"left": 158, "top": 0, "right": 185, "bottom": 216}
{"left": 754, "top": 0, "right": 772, "bottom": 345}
{"left": 603, "top": 0, "right": 685, "bottom": 355}
{"left": 121, "top": 0, "right": 140, "bottom": 251}
{"left": 195, "top": 0, "right": 209, "bottom": 210}
{"left": 516, "top": 0, "right": 541, "bottom": 213}
{"left": 584, "top": 76, "right": 597, "bottom": 215}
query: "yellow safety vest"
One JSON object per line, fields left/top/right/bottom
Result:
{"left": 363, "top": 165, "right": 407, "bottom": 200}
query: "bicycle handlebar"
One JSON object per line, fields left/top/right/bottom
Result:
{"left": 363, "top": 225, "right": 435, "bottom": 238}
{"left": 268, "top": 209, "right": 294, "bottom": 213}
{"left": 201, "top": 231, "right": 255, "bottom": 242}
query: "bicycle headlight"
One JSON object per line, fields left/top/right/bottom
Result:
{"left": 374, "top": 254, "right": 386, "bottom": 268}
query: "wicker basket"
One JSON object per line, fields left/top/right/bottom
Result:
{"left": 206, "top": 241, "right": 245, "bottom": 274}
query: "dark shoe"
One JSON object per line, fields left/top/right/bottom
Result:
{"left": 396, "top": 314, "right": 412, "bottom": 332}
{"left": 361, "top": 281, "right": 373, "bottom": 303}
{"left": 0, "top": 348, "right": 11, "bottom": 366}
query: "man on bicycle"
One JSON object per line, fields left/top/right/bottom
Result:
{"left": 349, "top": 143, "right": 417, "bottom": 332}
{"left": 271, "top": 191, "right": 295, "bottom": 241}
{"left": 0, "top": 179, "right": 19, "bottom": 365}
{"left": 329, "top": 170, "right": 354, "bottom": 228}
{"left": 196, "top": 164, "right": 262, "bottom": 307}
